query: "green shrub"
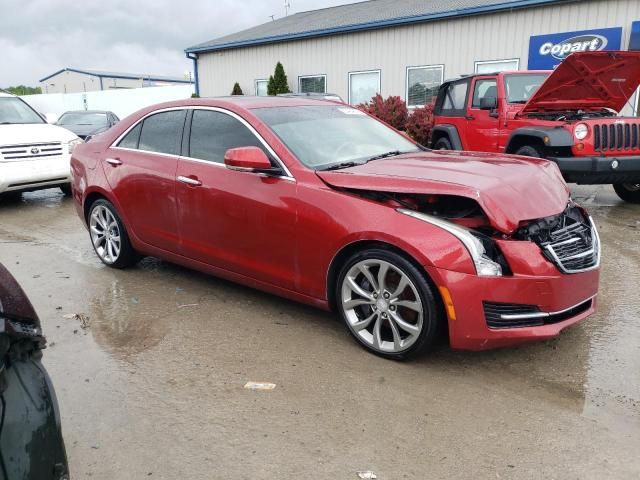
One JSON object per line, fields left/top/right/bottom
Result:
{"left": 267, "top": 62, "right": 291, "bottom": 95}
{"left": 231, "top": 82, "right": 243, "bottom": 95}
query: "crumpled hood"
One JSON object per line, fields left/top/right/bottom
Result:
{"left": 316, "top": 150, "right": 570, "bottom": 233}
{"left": 0, "top": 123, "right": 78, "bottom": 146}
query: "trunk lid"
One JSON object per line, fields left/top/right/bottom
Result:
{"left": 521, "top": 51, "right": 640, "bottom": 114}
{"left": 316, "top": 151, "right": 570, "bottom": 233}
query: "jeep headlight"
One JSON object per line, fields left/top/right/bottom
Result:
{"left": 398, "top": 208, "right": 504, "bottom": 276}
{"left": 574, "top": 123, "right": 588, "bottom": 140}
{"left": 67, "top": 137, "right": 83, "bottom": 154}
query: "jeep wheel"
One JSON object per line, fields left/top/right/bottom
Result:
{"left": 434, "top": 138, "right": 452, "bottom": 150}
{"left": 515, "top": 145, "right": 543, "bottom": 158}
{"left": 613, "top": 183, "right": 640, "bottom": 204}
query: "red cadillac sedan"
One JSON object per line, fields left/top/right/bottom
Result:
{"left": 70, "top": 97, "right": 600, "bottom": 359}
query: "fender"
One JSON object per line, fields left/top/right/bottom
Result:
{"left": 506, "top": 127, "right": 573, "bottom": 153}
{"left": 431, "top": 124, "right": 463, "bottom": 150}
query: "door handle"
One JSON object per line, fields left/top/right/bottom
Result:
{"left": 177, "top": 175, "right": 202, "bottom": 186}
{"left": 465, "top": 115, "right": 475, "bottom": 120}
{"left": 105, "top": 158, "right": 122, "bottom": 166}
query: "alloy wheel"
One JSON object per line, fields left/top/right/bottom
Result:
{"left": 89, "top": 205, "right": 121, "bottom": 264}
{"left": 341, "top": 259, "right": 424, "bottom": 354}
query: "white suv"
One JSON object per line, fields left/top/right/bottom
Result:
{"left": 0, "top": 91, "right": 82, "bottom": 196}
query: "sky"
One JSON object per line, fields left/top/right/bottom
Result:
{"left": 0, "top": 0, "right": 361, "bottom": 87}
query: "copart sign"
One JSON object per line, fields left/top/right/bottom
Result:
{"left": 528, "top": 27, "right": 622, "bottom": 70}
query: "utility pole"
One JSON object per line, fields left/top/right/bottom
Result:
{"left": 284, "top": 0, "right": 291, "bottom": 16}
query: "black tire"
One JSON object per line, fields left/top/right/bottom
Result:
{"left": 335, "top": 248, "right": 442, "bottom": 360}
{"left": 60, "top": 184, "right": 72, "bottom": 196}
{"left": 613, "top": 183, "right": 640, "bottom": 204}
{"left": 88, "top": 199, "right": 139, "bottom": 269}
{"left": 434, "top": 137, "right": 452, "bottom": 150}
{"left": 515, "top": 145, "right": 543, "bottom": 158}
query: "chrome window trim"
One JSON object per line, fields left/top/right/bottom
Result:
{"left": 110, "top": 105, "right": 295, "bottom": 180}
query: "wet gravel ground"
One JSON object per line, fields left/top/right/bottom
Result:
{"left": 0, "top": 185, "right": 638, "bottom": 480}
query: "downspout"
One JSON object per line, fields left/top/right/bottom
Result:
{"left": 186, "top": 52, "right": 200, "bottom": 96}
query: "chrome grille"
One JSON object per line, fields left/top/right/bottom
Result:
{"left": 0, "top": 142, "right": 64, "bottom": 162}
{"left": 542, "top": 217, "right": 600, "bottom": 274}
{"left": 593, "top": 122, "right": 640, "bottom": 152}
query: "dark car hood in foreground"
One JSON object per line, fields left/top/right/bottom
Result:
{"left": 521, "top": 51, "right": 640, "bottom": 113}
{"left": 316, "top": 150, "right": 570, "bottom": 233}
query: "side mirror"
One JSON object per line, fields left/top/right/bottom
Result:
{"left": 224, "top": 147, "right": 276, "bottom": 173}
{"left": 44, "top": 112, "right": 59, "bottom": 124}
{"left": 479, "top": 96, "right": 497, "bottom": 111}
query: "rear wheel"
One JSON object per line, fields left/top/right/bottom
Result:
{"left": 613, "top": 183, "right": 640, "bottom": 203}
{"left": 514, "top": 145, "right": 543, "bottom": 158}
{"left": 88, "top": 199, "right": 139, "bottom": 268}
{"left": 336, "top": 249, "right": 441, "bottom": 360}
{"left": 434, "top": 137, "right": 452, "bottom": 150}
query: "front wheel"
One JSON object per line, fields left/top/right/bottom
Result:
{"left": 433, "top": 137, "right": 452, "bottom": 150}
{"left": 613, "top": 183, "right": 640, "bottom": 203}
{"left": 88, "top": 199, "right": 139, "bottom": 268}
{"left": 336, "top": 249, "right": 441, "bottom": 360}
{"left": 514, "top": 145, "right": 543, "bottom": 158}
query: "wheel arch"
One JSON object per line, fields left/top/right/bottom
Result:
{"left": 430, "top": 124, "right": 463, "bottom": 150}
{"left": 326, "top": 240, "right": 446, "bottom": 325}
{"left": 505, "top": 127, "right": 573, "bottom": 155}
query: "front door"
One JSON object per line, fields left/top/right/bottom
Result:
{"left": 104, "top": 109, "right": 186, "bottom": 252}
{"left": 464, "top": 77, "right": 500, "bottom": 152}
{"left": 176, "top": 108, "right": 297, "bottom": 289}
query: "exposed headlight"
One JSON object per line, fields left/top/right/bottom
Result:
{"left": 67, "top": 137, "right": 83, "bottom": 154}
{"left": 398, "top": 208, "right": 503, "bottom": 276}
{"left": 574, "top": 123, "right": 588, "bottom": 140}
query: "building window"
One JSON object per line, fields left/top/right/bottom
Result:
{"left": 255, "top": 79, "right": 268, "bottom": 96}
{"left": 406, "top": 65, "right": 444, "bottom": 108}
{"left": 474, "top": 58, "right": 520, "bottom": 74}
{"left": 348, "top": 70, "right": 380, "bottom": 105}
{"left": 299, "top": 75, "right": 326, "bottom": 94}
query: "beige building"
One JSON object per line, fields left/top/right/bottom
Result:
{"left": 186, "top": 0, "right": 640, "bottom": 110}
{"left": 39, "top": 68, "right": 193, "bottom": 94}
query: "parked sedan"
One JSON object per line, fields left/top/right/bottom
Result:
{"left": 57, "top": 110, "right": 119, "bottom": 140}
{"left": 70, "top": 97, "right": 600, "bottom": 359}
{"left": 0, "top": 263, "right": 69, "bottom": 479}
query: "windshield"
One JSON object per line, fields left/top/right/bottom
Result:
{"left": 252, "top": 105, "right": 420, "bottom": 169}
{"left": 58, "top": 112, "right": 108, "bottom": 127}
{"left": 504, "top": 74, "right": 549, "bottom": 104}
{"left": 0, "top": 97, "right": 44, "bottom": 124}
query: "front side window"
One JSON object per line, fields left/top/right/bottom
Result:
{"left": 471, "top": 79, "right": 498, "bottom": 108}
{"left": 406, "top": 65, "right": 443, "bottom": 108}
{"left": 504, "top": 74, "right": 549, "bottom": 104}
{"left": 255, "top": 80, "right": 268, "bottom": 97}
{"left": 0, "top": 97, "right": 44, "bottom": 124}
{"left": 475, "top": 58, "right": 519, "bottom": 74}
{"left": 117, "top": 123, "right": 142, "bottom": 149}
{"left": 299, "top": 75, "right": 326, "bottom": 94}
{"left": 349, "top": 70, "right": 380, "bottom": 105}
{"left": 138, "top": 110, "right": 186, "bottom": 155}
{"left": 189, "top": 110, "right": 268, "bottom": 164}
{"left": 253, "top": 105, "right": 419, "bottom": 170}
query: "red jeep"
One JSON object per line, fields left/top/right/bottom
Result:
{"left": 430, "top": 51, "right": 640, "bottom": 203}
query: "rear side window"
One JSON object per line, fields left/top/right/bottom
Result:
{"left": 189, "top": 110, "right": 268, "bottom": 164}
{"left": 138, "top": 110, "right": 186, "bottom": 155}
{"left": 117, "top": 123, "right": 142, "bottom": 149}
{"left": 436, "top": 79, "right": 469, "bottom": 117}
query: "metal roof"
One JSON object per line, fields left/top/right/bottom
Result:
{"left": 39, "top": 68, "right": 193, "bottom": 84}
{"left": 186, "top": 0, "right": 571, "bottom": 54}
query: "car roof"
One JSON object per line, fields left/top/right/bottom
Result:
{"left": 61, "top": 110, "right": 112, "bottom": 114}
{"left": 140, "top": 95, "right": 346, "bottom": 113}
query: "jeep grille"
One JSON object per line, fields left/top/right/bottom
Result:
{"left": 593, "top": 123, "right": 640, "bottom": 152}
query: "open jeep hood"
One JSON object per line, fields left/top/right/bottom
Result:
{"left": 521, "top": 51, "right": 640, "bottom": 113}
{"left": 316, "top": 151, "right": 570, "bottom": 234}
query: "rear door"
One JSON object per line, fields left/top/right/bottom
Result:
{"left": 175, "top": 108, "right": 298, "bottom": 289}
{"left": 104, "top": 109, "right": 186, "bottom": 253}
{"left": 463, "top": 76, "right": 500, "bottom": 152}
